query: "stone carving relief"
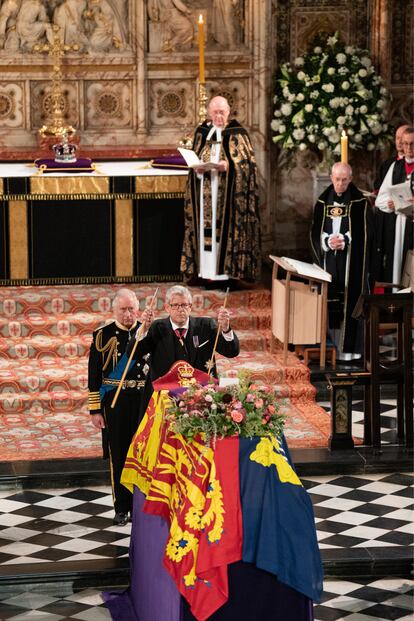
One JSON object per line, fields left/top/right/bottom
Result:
{"left": 148, "top": 80, "right": 194, "bottom": 129}
{"left": 0, "top": 0, "right": 129, "bottom": 54}
{"left": 85, "top": 80, "right": 132, "bottom": 128}
{"left": 146, "top": 0, "right": 245, "bottom": 53}
{"left": 30, "top": 79, "right": 79, "bottom": 129}
{"left": 0, "top": 81, "right": 24, "bottom": 127}
{"left": 290, "top": 8, "right": 350, "bottom": 58}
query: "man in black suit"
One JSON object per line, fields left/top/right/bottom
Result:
{"left": 134, "top": 285, "right": 239, "bottom": 410}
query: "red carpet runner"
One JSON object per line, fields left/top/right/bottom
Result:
{"left": 0, "top": 284, "right": 330, "bottom": 461}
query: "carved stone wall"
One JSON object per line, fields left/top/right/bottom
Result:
{"left": 0, "top": 0, "right": 411, "bottom": 261}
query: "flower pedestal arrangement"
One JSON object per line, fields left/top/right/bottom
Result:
{"left": 271, "top": 31, "right": 392, "bottom": 169}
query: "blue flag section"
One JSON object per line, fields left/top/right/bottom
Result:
{"left": 239, "top": 436, "right": 323, "bottom": 603}
{"left": 99, "top": 353, "right": 131, "bottom": 401}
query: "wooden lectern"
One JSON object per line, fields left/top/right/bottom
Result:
{"left": 269, "top": 256, "right": 331, "bottom": 367}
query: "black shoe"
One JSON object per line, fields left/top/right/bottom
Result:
{"left": 113, "top": 512, "right": 129, "bottom": 526}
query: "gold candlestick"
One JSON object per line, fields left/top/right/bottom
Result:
{"left": 198, "top": 82, "right": 207, "bottom": 124}
{"left": 33, "top": 25, "right": 79, "bottom": 138}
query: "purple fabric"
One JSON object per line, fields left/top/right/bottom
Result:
{"left": 34, "top": 157, "right": 94, "bottom": 172}
{"left": 151, "top": 155, "right": 188, "bottom": 170}
{"left": 103, "top": 489, "right": 181, "bottom": 621}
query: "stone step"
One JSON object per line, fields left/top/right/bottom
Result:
{"left": 0, "top": 307, "right": 271, "bottom": 339}
{"left": 0, "top": 328, "right": 273, "bottom": 359}
{"left": 0, "top": 285, "right": 271, "bottom": 314}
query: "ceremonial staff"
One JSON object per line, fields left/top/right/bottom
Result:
{"left": 111, "top": 287, "right": 159, "bottom": 409}
{"left": 207, "top": 287, "right": 230, "bottom": 376}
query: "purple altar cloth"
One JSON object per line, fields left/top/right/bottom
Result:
{"left": 103, "top": 489, "right": 181, "bottom": 621}
{"left": 34, "top": 158, "right": 94, "bottom": 173}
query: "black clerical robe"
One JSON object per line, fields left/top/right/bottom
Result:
{"left": 181, "top": 119, "right": 261, "bottom": 281}
{"left": 310, "top": 183, "right": 373, "bottom": 354}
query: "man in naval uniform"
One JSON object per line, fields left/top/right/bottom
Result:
{"left": 310, "top": 162, "right": 373, "bottom": 361}
{"left": 88, "top": 288, "right": 150, "bottom": 525}
{"left": 375, "top": 126, "right": 414, "bottom": 285}
{"left": 181, "top": 95, "right": 261, "bottom": 285}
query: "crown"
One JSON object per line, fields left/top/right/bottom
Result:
{"left": 177, "top": 362, "right": 196, "bottom": 386}
{"left": 52, "top": 134, "right": 77, "bottom": 163}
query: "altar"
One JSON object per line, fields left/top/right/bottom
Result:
{"left": 0, "top": 162, "right": 187, "bottom": 284}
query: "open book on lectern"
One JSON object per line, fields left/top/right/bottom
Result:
{"left": 270, "top": 255, "right": 332, "bottom": 282}
{"left": 177, "top": 147, "right": 221, "bottom": 171}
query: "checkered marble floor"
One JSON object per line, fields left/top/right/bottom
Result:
{"left": 0, "top": 578, "right": 412, "bottom": 620}
{"left": 318, "top": 398, "right": 401, "bottom": 445}
{"left": 0, "top": 471, "right": 412, "bottom": 568}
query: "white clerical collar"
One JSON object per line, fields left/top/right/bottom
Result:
{"left": 170, "top": 319, "right": 189, "bottom": 332}
{"left": 404, "top": 157, "right": 414, "bottom": 164}
{"left": 206, "top": 124, "right": 222, "bottom": 141}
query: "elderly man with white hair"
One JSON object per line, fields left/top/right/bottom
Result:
{"left": 88, "top": 288, "right": 151, "bottom": 526}
{"left": 310, "top": 162, "right": 373, "bottom": 361}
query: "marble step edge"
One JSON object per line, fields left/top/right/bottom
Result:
{"left": 0, "top": 548, "right": 411, "bottom": 585}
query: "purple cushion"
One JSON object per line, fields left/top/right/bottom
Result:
{"left": 151, "top": 155, "right": 188, "bottom": 170}
{"left": 34, "top": 158, "right": 94, "bottom": 173}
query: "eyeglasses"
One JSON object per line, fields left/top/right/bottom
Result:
{"left": 169, "top": 303, "right": 192, "bottom": 310}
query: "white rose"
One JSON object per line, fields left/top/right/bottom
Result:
{"left": 289, "top": 94, "right": 296, "bottom": 102}
{"left": 293, "top": 128, "right": 305, "bottom": 140}
{"left": 297, "top": 71, "right": 306, "bottom": 80}
{"left": 367, "top": 143, "right": 375, "bottom": 150}
{"left": 341, "top": 81, "right": 350, "bottom": 90}
{"left": 337, "top": 116, "right": 346, "bottom": 125}
{"left": 274, "top": 110, "right": 282, "bottom": 117}
{"left": 305, "top": 103, "right": 313, "bottom": 112}
{"left": 296, "top": 93, "right": 305, "bottom": 101}
{"left": 298, "top": 142, "right": 307, "bottom": 151}
{"left": 354, "top": 133, "right": 362, "bottom": 143}
{"left": 336, "top": 53, "right": 347, "bottom": 64}
{"left": 281, "top": 103, "right": 292, "bottom": 116}
{"left": 327, "top": 67, "right": 335, "bottom": 75}
{"left": 328, "top": 133, "right": 339, "bottom": 143}
{"left": 361, "top": 56, "right": 372, "bottom": 68}
{"left": 322, "top": 83, "right": 335, "bottom": 93}
{"left": 380, "top": 86, "right": 387, "bottom": 95}
{"left": 345, "top": 105, "right": 354, "bottom": 115}
{"left": 294, "top": 56, "right": 304, "bottom": 66}
{"left": 317, "top": 141, "right": 327, "bottom": 150}
{"left": 308, "top": 134, "right": 316, "bottom": 143}
{"left": 359, "top": 105, "right": 368, "bottom": 114}
{"left": 279, "top": 124, "right": 286, "bottom": 133}
{"left": 376, "top": 99, "right": 386, "bottom": 109}
{"left": 347, "top": 128, "right": 354, "bottom": 136}
{"left": 283, "top": 86, "right": 290, "bottom": 97}
{"left": 329, "top": 98, "right": 340, "bottom": 109}
{"left": 310, "top": 90, "right": 319, "bottom": 99}
{"left": 271, "top": 119, "right": 281, "bottom": 131}
{"left": 359, "top": 68, "right": 368, "bottom": 77}
{"left": 314, "top": 46, "right": 322, "bottom": 54}
{"left": 345, "top": 46, "right": 355, "bottom": 54}
{"left": 338, "top": 66, "right": 349, "bottom": 75}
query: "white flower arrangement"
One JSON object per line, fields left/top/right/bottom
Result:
{"left": 271, "top": 32, "right": 392, "bottom": 166}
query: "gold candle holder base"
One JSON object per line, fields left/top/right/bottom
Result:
{"left": 198, "top": 81, "right": 207, "bottom": 124}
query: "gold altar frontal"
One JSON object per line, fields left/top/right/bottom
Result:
{"left": 0, "top": 163, "right": 187, "bottom": 284}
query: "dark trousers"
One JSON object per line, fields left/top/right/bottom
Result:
{"left": 103, "top": 390, "right": 142, "bottom": 514}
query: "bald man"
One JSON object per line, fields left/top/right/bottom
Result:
{"left": 310, "top": 163, "right": 373, "bottom": 361}
{"left": 181, "top": 95, "right": 261, "bottom": 286}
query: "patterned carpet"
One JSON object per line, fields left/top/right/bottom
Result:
{"left": 0, "top": 283, "right": 331, "bottom": 461}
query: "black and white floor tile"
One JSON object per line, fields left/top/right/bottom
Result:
{"left": 0, "top": 578, "right": 412, "bottom": 620}
{"left": 318, "top": 398, "right": 400, "bottom": 445}
{"left": 0, "top": 471, "right": 412, "bottom": 567}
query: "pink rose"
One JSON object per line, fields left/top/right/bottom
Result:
{"left": 231, "top": 410, "right": 244, "bottom": 423}
{"left": 233, "top": 400, "right": 243, "bottom": 409}
{"left": 246, "top": 393, "right": 255, "bottom": 402}
{"left": 267, "top": 404, "right": 276, "bottom": 414}
{"left": 204, "top": 394, "right": 213, "bottom": 402}
{"left": 255, "top": 399, "right": 264, "bottom": 408}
